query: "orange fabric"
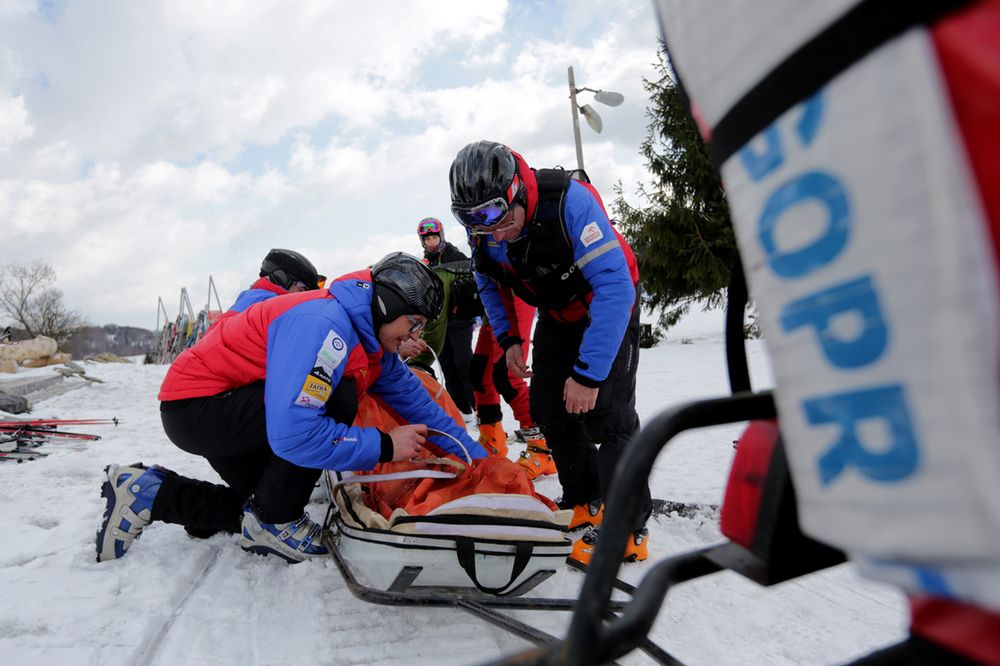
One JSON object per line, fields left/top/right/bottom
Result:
{"left": 353, "top": 366, "right": 555, "bottom": 519}
{"left": 367, "top": 456, "right": 556, "bottom": 520}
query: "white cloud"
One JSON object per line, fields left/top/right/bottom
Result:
{"left": 0, "top": 0, "right": 665, "bottom": 327}
{"left": 0, "top": 93, "right": 33, "bottom": 148}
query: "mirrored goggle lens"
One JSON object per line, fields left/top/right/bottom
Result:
{"left": 316, "top": 277, "right": 327, "bottom": 289}
{"left": 419, "top": 221, "right": 440, "bottom": 234}
{"left": 451, "top": 200, "right": 508, "bottom": 229}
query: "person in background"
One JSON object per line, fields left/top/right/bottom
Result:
{"left": 449, "top": 140, "right": 649, "bottom": 565}
{"left": 471, "top": 293, "right": 557, "bottom": 479}
{"left": 96, "top": 252, "right": 486, "bottom": 565}
{"left": 417, "top": 217, "right": 476, "bottom": 426}
{"left": 229, "top": 248, "right": 326, "bottom": 313}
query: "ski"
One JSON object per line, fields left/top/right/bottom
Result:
{"left": 0, "top": 417, "right": 118, "bottom": 428}
{"left": 0, "top": 426, "right": 102, "bottom": 441}
{"left": 0, "top": 449, "right": 48, "bottom": 462}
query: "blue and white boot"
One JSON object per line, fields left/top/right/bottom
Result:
{"left": 96, "top": 463, "right": 167, "bottom": 562}
{"left": 240, "top": 504, "right": 328, "bottom": 564}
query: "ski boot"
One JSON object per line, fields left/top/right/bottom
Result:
{"left": 478, "top": 421, "right": 509, "bottom": 458}
{"left": 96, "top": 463, "right": 168, "bottom": 562}
{"left": 559, "top": 499, "right": 604, "bottom": 530}
{"left": 567, "top": 526, "right": 649, "bottom": 566}
{"left": 240, "top": 504, "right": 329, "bottom": 564}
{"left": 516, "top": 427, "right": 556, "bottom": 479}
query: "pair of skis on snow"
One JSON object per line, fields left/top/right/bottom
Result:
{"left": 0, "top": 417, "right": 118, "bottom": 463}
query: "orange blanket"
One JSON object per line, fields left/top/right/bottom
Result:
{"left": 353, "top": 367, "right": 556, "bottom": 519}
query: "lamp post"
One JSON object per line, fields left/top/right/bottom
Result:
{"left": 567, "top": 65, "right": 624, "bottom": 172}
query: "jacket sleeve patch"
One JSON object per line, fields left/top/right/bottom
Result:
{"left": 580, "top": 221, "right": 604, "bottom": 247}
{"left": 295, "top": 374, "right": 332, "bottom": 408}
{"left": 295, "top": 331, "right": 347, "bottom": 409}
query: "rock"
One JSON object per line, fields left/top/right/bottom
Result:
{"left": 0, "top": 390, "right": 30, "bottom": 414}
{"left": 0, "top": 359, "right": 16, "bottom": 374}
{"left": 0, "top": 335, "right": 58, "bottom": 362}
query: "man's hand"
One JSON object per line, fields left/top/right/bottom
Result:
{"left": 564, "top": 377, "right": 598, "bottom": 414}
{"left": 398, "top": 337, "right": 429, "bottom": 359}
{"left": 506, "top": 343, "right": 533, "bottom": 378}
{"left": 388, "top": 423, "right": 428, "bottom": 460}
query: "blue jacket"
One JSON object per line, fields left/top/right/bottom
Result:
{"left": 471, "top": 177, "right": 638, "bottom": 385}
{"left": 230, "top": 277, "right": 287, "bottom": 313}
{"left": 162, "top": 271, "right": 487, "bottom": 470}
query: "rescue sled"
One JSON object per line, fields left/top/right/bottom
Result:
{"left": 323, "top": 467, "right": 573, "bottom": 597}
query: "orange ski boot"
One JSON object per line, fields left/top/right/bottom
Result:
{"left": 478, "top": 421, "right": 509, "bottom": 458}
{"left": 567, "top": 527, "right": 649, "bottom": 566}
{"left": 516, "top": 427, "right": 557, "bottom": 479}
{"left": 562, "top": 499, "right": 603, "bottom": 531}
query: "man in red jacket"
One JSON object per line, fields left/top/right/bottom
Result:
{"left": 96, "top": 253, "right": 486, "bottom": 564}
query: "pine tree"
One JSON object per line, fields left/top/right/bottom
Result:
{"left": 615, "top": 46, "right": 738, "bottom": 331}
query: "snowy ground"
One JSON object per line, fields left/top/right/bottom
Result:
{"left": 0, "top": 310, "right": 907, "bottom": 665}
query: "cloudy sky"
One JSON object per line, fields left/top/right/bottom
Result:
{"left": 0, "top": 0, "right": 662, "bottom": 329}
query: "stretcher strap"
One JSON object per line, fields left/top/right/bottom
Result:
{"left": 455, "top": 537, "right": 534, "bottom": 596}
{"left": 707, "top": 0, "right": 973, "bottom": 165}
{"left": 331, "top": 460, "right": 463, "bottom": 489}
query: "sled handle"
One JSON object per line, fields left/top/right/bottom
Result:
{"left": 455, "top": 537, "right": 534, "bottom": 596}
{"left": 426, "top": 428, "right": 473, "bottom": 465}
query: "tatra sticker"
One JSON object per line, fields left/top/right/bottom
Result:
{"left": 297, "top": 376, "right": 331, "bottom": 406}
{"left": 580, "top": 221, "right": 604, "bottom": 247}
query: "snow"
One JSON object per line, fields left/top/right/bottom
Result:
{"left": 0, "top": 312, "right": 908, "bottom": 665}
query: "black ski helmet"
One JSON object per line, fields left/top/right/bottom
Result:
{"left": 449, "top": 140, "right": 524, "bottom": 207}
{"left": 370, "top": 251, "right": 444, "bottom": 326}
{"left": 260, "top": 249, "right": 326, "bottom": 291}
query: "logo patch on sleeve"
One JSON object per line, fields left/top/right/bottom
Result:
{"left": 296, "top": 331, "right": 348, "bottom": 409}
{"left": 315, "top": 330, "right": 348, "bottom": 373}
{"left": 296, "top": 376, "right": 331, "bottom": 408}
{"left": 580, "top": 221, "right": 604, "bottom": 247}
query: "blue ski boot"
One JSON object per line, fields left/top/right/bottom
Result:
{"left": 240, "top": 504, "right": 328, "bottom": 564}
{"left": 96, "top": 463, "right": 167, "bottom": 562}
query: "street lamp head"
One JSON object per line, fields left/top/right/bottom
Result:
{"left": 594, "top": 90, "right": 624, "bottom": 107}
{"left": 579, "top": 104, "right": 603, "bottom": 134}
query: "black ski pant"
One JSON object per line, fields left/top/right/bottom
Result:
{"left": 529, "top": 295, "right": 651, "bottom": 531}
{"left": 439, "top": 318, "right": 476, "bottom": 414}
{"left": 153, "top": 379, "right": 358, "bottom": 533}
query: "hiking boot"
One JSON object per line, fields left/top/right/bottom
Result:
{"left": 96, "top": 463, "right": 168, "bottom": 562}
{"left": 240, "top": 504, "right": 328, "bottom": 564}
{"left": 559, "top": 499, "right": 603, "bottom": 530}
{"left": 478, "top": 421, "right": 508, "bottom": 458}
{"left": 567, "top": 527, "right": 649, "bottom": 566}
{"left": 516, "top": 427, "right": 556, "bottom": 479}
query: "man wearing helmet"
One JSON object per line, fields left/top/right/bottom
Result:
{"left": 416, "top": 217, "right": 478, "bottom": 425}
{"left": 231, "top": 248, "right": 327, "bottom": 310}
{"left": 96, "top": 252, "right": 487, "bottom": 565}
{"left": 208, "top": 249, "right": 327, "bottom": 332}
{"left": 449, "top": 140, "right": 650, "bottom": 565}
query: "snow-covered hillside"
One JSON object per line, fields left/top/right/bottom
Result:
{"left": 0, "top": 313, "right": 907, "bottom": 665}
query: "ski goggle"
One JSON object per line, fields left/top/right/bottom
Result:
{"left": 292, "top": 276, "right": 327, "bottom": 290}
{"left": 451, "top": 196, "right": 510, "bottom": 231}
{"left": 418, "top": 219, "right": 442, "bottom": 235}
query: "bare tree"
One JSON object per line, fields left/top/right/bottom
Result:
{"left": 0, "top": 261, "right": 86, "bottom": 345}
